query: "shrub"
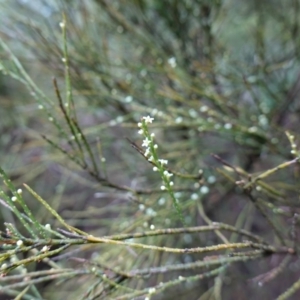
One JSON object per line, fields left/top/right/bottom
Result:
{"left": 1, "top": 1, "right": 300, "bottom": 299}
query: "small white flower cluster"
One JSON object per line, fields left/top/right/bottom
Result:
{"left": 138, "top": 116, "right": 174, "bottom": 191}
{"left": 138, "top": 116, "right": 186, "bottom": 225}
{"left": 11, "top": 189, "right": 23, "bottom": 202}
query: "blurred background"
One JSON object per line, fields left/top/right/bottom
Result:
{"left": 1, "top": 0, "right": 300, "bottom": 299}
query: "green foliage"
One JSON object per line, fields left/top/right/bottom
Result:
{"left": 1, "top": 0, "right": 300, "bottom": 299}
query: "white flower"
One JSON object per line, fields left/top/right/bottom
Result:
{"left": 148, "top": 156, "right": 154, "bottom": 162}
{"left": 150, "top": 224, "right": 155, "bottom": 230}
{"left": 158, "top": 197, "right": 166, "bottom": 205}
{"left": 144, "top": 148, "right": 151, "bottom": 157}
{"left": 142, "top": 116, "right": 154, "bottom": 124}
{"left": 116, "top": 116, "right": 124, "bottom": 123}
{"left": 159, "top": 159, "right": 168, "bottom": 165}
{"left": 140, "top": 69, "right": 147, "bottom": 77}
{"left": 41, "top": 246, "right": 49, "bottom": 252}
{"left": 153, "top": 167, "right": 158, "bottom": 171}
{"left": 169, "top": 181, "right": 174, "bottom": 186}
{"left": 224, "top": 123, "right": 232, "bottom": 130}
{"left": 200, "top": 186, "right": 209, "bottom": 194}
{"left": 168, "top": 57, "right": 177, "bottom": 68}
{"left": 207, "top": 176, "right": 216, "bottom": 184}
{"left": 149, "top": 287, "right": 156, "bottom": 294}
{"left": 200, "top": 105, "right": 208, "bottom": 112}
{"left": 138, "top": 129, "right": 144, "bottom": 135}
{"left": 124, "top": 95, "right": 133, "bottom": 103}
{"left": 11, "top": 196, "right": 17, "bottom": 202}
{"left": 189, "top": 109, "right": 197, "bottom": 118}
{"left": 175, "top": 117, "right": 183, "bottom": 124}
{"left": 146, "top": 208, "right": 157, "bottom": 217}
{"left": 153, "top": 144, "right": 158, "bottom": 149}
{"left": 259, "top": 114, "right": 268, "bottom": 127}
{"left": 45, "top": 224, "right": 51, "bottom": 230}
{"left": 152, "top": 108, "right": 158, "bottom": 115}
{"left": 17, "top": 189, "right": 22, "bottom": 194}
{"left": 137, "top": 122, "right": 142, "bottom": 127}
{"left": 163, "top": 170, "right": 173, "bottom": 178}
{"left": 142, "top": 138, "right": 151, "bottom": 147}
{"left": 191, "top": 193, "right": 199, "bottom": 200}
{"left": 161, "top": 185, "right": 166, "bottom": 190}
{"left": 17, "top": 240, "right": 23, "bottom": 247}
{"left": 248, "top": 126, "right": 258, "bottom": 133}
